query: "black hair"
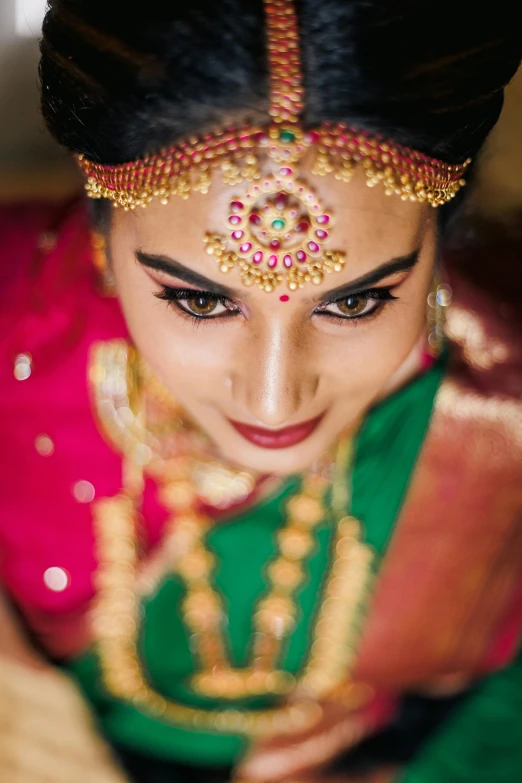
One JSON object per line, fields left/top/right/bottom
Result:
{"left": 39, "top": 0, "right": 521, "bottom": 206}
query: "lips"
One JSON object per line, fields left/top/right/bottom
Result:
{"left": 228, "top": 414, "right": 324, "bottom": 449}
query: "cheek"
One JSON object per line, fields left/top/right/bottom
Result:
{"left": 112, "top": 262, "right": 234, "bottom": 400}
{"left": 322, "top": 281, "right": 429, "bottom": 402}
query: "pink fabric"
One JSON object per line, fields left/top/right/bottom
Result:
{"left": 0, "top": 200, "right": 169, "bottom": 656}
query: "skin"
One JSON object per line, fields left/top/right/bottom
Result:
{"left": 109, "top": 162, "right": 438, "bottom": 477}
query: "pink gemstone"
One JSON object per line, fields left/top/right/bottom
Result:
{"left": 240, "top": 242, "right": 253, "bottom": 253}
{"left": 283, "top": 254, "right": 293, "bottom": 268}
{"left": 315, "top": 229, "right": 328, "bottom": 240}
{"left": 308, "top": 241, "right": 320, "bottom": 253}
{"left": 232, "top": 230, "right": 244, "bottom": 240}
{"left": 270, "top": 239, "right": 281, "bottom": 250}
{"left": 229, "top": 215, "right": 242, "bottom": 225}
{"left": 296, "top": 221, "right": 310, "bottom": 233}
{"left": 296, "top": 250, "right": 307, "bottom": 262}
{"left": 253, "top": 251, "right": 264, "bottom": 264}
{"left": 249, "top": 213, "right": 262, "bottom": 225}
{"left": 279, "top": 294, "right": 290, "bottom": 302}
{"left": 268, "top": 255, "right": 278, "bottom": 268}
{"left": 317, "top": 215, "right": 330, "bottom": 225}
{"left": 305, "top": 130, "right": 320, "bottom": 144}
{"left": 279, "top": 167, "right": 293, "bottom": 177}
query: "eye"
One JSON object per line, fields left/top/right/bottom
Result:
{"left": 155, "top": 286, "right": 241, "bottom": 320}
{"left": 179, "top": 292, "right": 229, "bottom": 317}
{"left": 315, "top": 289, "right": 397, "bottom": 322}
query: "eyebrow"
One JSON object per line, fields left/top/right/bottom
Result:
{"left": 136, "top": 251, "right": 240, "bottom": 297}
{"left": 135, "top": 248, "right": 420, "bottom": 301}
{"left": 315, "top": 249, "right": 420, "bottom": 301}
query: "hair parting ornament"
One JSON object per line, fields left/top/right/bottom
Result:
{"left": 78, "top": 0, "right": 471, "bottom": 293}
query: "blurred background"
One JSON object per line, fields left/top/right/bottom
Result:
{"left": 1, "top": 0, "right": 522, "bottom": 215}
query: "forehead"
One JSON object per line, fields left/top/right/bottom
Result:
{"left": 112, "top": 164, "right": 431, "bottom": 292}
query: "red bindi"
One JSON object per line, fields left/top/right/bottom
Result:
{"left": 279, "top": 295, "right": 290, "bottom": 302}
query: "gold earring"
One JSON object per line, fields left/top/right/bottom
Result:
{"left": 426, "top": 275, "right": 452, "bottom": 357}
{"left": 91, "top": 232, "right": 117, "bottom": 296}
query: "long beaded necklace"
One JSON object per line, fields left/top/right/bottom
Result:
{"left": 89, "top": 340, "right": 376, "bottom": 736}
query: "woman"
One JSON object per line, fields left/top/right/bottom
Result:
{"left": 1, "top": 0, "right": 522, "bottom": 781}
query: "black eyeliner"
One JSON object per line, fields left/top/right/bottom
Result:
{"left": 320, "top": 286, "right": 399, "bottom": 306}
{"left": 154, "top": 286, "right": 239, "bottom": 320}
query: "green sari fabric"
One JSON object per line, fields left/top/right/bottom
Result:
{"left": 66, "top": 359, "right": 445, "bottom": 766}
{"left": 397, "top": 646, "right": 522, "bottom": 783}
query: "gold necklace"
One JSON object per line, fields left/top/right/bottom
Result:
{"left": 89, "top": 340, "right": 376, "bottom": 736}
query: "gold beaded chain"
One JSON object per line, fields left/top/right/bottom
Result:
{"left": 89, "top": 340, "right": 376, "bottom": 736}
{"left": 154, "top": 461, "right": 334, "bottom": 700}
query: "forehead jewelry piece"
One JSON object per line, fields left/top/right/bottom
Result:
{"left": 77, "top": 0, "right": 471, "bottom": 293}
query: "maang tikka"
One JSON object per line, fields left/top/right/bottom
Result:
{"left": 78, "top": 0, "right": 470, "bottom": 293}
{"left": 202, "top": 0, "right": 345, "bottom": 293}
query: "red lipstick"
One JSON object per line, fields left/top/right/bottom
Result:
{"left": 228, "top": 414, "right": 323, "bottom": 449}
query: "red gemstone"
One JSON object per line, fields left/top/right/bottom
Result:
{"left": 315, "top": 229, "right": 328, "bottom": 240}
{"left": 229, "top": 215, "right": 242, "bottom": 225}
{"left": 317, "top": 215, "right": 330, "bottom": 225}
{"left": 240, "top": 242, "right": 253, "bottom": 253}
{"left": 268, "top": 255, "right": 278, "bottom": 268}
{"left": 253, "top": 251, "right": 264, "bottom": 264}
{"left": 231, "top": 201, "right": 244, "bottom": 212}
{"left": 308, "top": 241, "right": 320, "bottom": 253}
{"left": 296, "top": 221, "right": 310, "bottom": 233}
{"left": 232, "top": 230, "right": 244, "bottom": 240}
{"left": 275, "top": 193, "right": 288, "bottom": 210}
{"left": 249, "top": 213, "right": 262, "bottom": 225}
{"left": 296, "top": 250, "right": 307, "bottom": 262}
{"left": 283, "top": 254, "right": 293, "bottom": 268}
{"left": 270, "top": 239, "right": 281, "bottom": 250}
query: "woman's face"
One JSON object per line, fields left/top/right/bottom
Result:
{"left": 109, "top": 164, "right": 437, "bottom": 475}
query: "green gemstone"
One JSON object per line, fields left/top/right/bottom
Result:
{"left": 279, "top": 130, "right": 296, "bottom": 143}
{"left": 272, "top": 219, "right": 286, "bottom": 230}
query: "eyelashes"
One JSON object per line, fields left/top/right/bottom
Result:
{"left": 154, "top": 285, "right": 398, "bottom": 325}
{"left": 316, "top": 288, "right": 398, "bottom": 322}
{"left": 155, "top": 287, "right": 240, "bottom": 320}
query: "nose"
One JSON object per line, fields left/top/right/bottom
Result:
{"left": 232, "top": 322, "right": 317, "bottom": 428}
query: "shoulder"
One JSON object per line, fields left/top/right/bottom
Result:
{"left": 444, "top": 216, "right": 522, "bottom": 400}
{"left": 0, "top": 198, "right": 127, "bottom": 377}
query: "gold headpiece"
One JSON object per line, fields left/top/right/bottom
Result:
{"left": 78, "top": 0, "right": 470, "bottom": 292}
